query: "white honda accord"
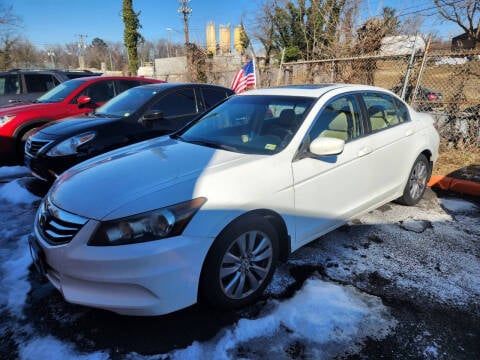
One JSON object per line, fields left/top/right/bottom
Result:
{"left": 30, "top": 84, "right": 439, "bottom": 315}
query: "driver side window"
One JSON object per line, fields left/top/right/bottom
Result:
{"left": 309, "top": 95, "right": 363, "bottom": 142}
{"left": 150, "top": 89, "right": 197, "bottom": 117}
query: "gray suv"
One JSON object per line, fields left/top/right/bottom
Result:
{"left": 0, "top": 69, "right": 101, "bottom": 106}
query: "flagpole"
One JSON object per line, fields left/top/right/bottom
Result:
{"left": 249, "top": 47, "right": 259, "bottom": 89}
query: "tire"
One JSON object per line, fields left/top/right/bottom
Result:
{"left": 200, "top": 216, "right": 279, "bottom": 309}
{"left": 397, "top": 154, "right": 430, "bottom": 206}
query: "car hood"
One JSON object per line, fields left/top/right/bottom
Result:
{"left": 38, "top": 115, "right": 121, "bottom": 137}
{"left": 50, "top": 137, "right": 250, "bottom": 220}
{"left": 0, "top": 101, "right": 56, "bottom": 114}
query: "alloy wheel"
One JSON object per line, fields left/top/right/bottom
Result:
{"left": 219, "top": 230, "right": 273, "bottom": 300}
{"left": 409, "top": 160, "right": 428, "bottom": 200}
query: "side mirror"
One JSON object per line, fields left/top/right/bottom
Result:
{"left": 309, "top": 136, "right": 345, "bottom": 156}
{"left": 77, "top": 95, "right": 92, "bottom": 106}
{"left": 139, "top": 111, "right": 164, "bottom": 128}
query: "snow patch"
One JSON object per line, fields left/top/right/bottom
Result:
{"left": 0, "top": 234, "right": 32, "bottom": 317}
{"left": 19, "top": 336, "right": 109, "bottom": 360}
{"left": 169, "top": 277, "right": 396, "bottom": 359}
{"left": 0, "top": 179, "right": 39, "bottom": 204}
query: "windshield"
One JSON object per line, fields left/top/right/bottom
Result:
{"left": 95, "top": 87, "right": 157, "bottom": 117}
{"left": 35, "top": 79, "right": 84, "bottom": 103}
{"left": 175, "top": 95, "right": 314, "bottom": 155}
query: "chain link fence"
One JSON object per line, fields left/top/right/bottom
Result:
{"left": 253, "top": 50, "right": 480, "bottom": 147}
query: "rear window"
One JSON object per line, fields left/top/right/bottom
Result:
{"left": 24, "top": 74, "right": 59, "bottom": 92}
{"left": 0, "top": 74, "right": 20, "bottom": 95}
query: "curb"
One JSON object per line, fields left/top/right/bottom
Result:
{"left": 428, "top": 175, "right": 480, "bottom": 197}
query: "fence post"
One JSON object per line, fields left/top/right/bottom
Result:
{"left": 330, "top": 61, "right": 335, "bottom": 82}
{"left": 411, "top": 34, "right": 433, "bottom": 107}
{"left": 401, "top": 33, "right": 419, "bottom": 100}
{"left": 276, "top": 48, "right": 285, "bottom": 86}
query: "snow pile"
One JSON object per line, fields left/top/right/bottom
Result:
{"left": 0, "top": 235, "right": 33, "bottom": 317}
{"left": 0, "top": 179, "right": 39, "bottom": 204}
{"left": 19, "top": 336, "right": 109, "bottom": 360}
{"left": 0, "top": 178, "right": 38, "bottom": 317}
{"left": 169, "top": 277, "right": 396, "bottom": 359}
{"left": 290, "top": 191, "right": 480, "bottom": 310}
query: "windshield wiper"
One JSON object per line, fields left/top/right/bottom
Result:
{"left": 183, "top": 139, "right": 238, "bottom": 152}
{"left": 93, "top": 113, "right": 118, "bottom": 118}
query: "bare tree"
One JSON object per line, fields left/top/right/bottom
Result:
{"left": 0, "top": 3, "right": 21, "bottom": 70}
{"left": 434, "top": 0, "right": 480, "bottom": 47}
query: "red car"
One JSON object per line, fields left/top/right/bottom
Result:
{"left": 0, "top": 76, "right": 163, "bottom": 163}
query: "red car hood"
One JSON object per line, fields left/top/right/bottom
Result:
{"left": 0, "top": 102, "right": 56, "bottom": 114}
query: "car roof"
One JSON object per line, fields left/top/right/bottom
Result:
{"left": 241, "top": 83, "right": 393, "bottom": 98}
{"left": 133, "top": 82, "right": 233, "bottom": 91}
{"left": 69, "top": 76, "right": 160, "bottom": 83}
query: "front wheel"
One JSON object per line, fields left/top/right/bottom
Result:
{"left": 200, "top": 216, "right": 279, "bottom": 309}
{"left": 397, "top": 154, "right": 430, "bottom": 206}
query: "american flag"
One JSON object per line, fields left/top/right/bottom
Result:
{"left": 230, "top": 60, "right": 256, "bottom": 94}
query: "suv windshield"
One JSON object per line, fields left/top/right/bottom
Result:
{"left": 36, "top": 79, "right": 84, "bottom": 103}
{"left": 95, "top": 87, "right": 157, "bottom": 117}
{"left": 175, "top": 95, "right": 314, "bottom": 155}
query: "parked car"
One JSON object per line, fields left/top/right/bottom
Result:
{"left": 30, "top": 84, "right": 439, "bottom": 316}
{"left": 391, "top": 85, "right": 443, "bottom": 111}
{"left": 0, "top": 76, "right": 162, "bottom": 164}
{"left": 25, "top": 83, "right": 234, "bottom": 182}
{"left": 0, "top": 69, "right": 101, "bottom": 106}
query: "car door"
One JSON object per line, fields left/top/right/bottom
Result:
{"left": 66, "top": 80, "right": 116, "bottom": 117}
{"left": 291, "top": 93, "right": 379, "bottom": 246}
{"left": 143, "top": 87, "right": 200, "bottom": 135}
{"left": 359, "top": 91, "right": 417, "bottom": 201}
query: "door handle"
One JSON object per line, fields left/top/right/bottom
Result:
{"left": 357, "top": 147, "right": 372, "bottom": 157}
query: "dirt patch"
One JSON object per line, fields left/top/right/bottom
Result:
{"left": 433, "top": 140, "right": 480, "bottom": 177}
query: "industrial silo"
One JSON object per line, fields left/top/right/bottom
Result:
{"left": 219, "top": 24, "right": 231, "bottom": 54}
{"left": 206, "top": 21, "right": 216, "bottom": 54}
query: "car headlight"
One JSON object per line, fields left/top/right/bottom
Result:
{"left": 89, "top": 197, "right": 207, "bottom": 246}
{"left": 46, "top": 131, "right": 96, "bottom": 157}
{"left": 0, "top": 114, "right": 16, "bottom": 126}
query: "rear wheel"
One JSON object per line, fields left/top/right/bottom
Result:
{"left": 397, "top": 154, "right": 430, "bottom": 206}
{"left": 200, "top": 216, "right": 278, "bottom": 309}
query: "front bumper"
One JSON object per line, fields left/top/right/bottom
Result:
{"left": 25, "top": 153, "right": 78, "bottom": 182}
{"left": 32, "top": 212, "right": 215, "bottom": 316}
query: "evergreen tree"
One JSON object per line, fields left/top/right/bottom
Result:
{"left": 122, "top": 0, "right": 143, "bottom": 75}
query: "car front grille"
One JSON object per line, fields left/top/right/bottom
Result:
{"left": 36, "top": 199, "right": 88, "bottom": 245}
{"left": 26, "top": 139, "right": 51, "bottom": 156}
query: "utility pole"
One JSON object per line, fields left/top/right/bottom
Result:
{"left": 47, "top": 49, "right": 55, "bottom": 68}
{"left": 178, "top": 0, "right": 194, "bottom": 81}
{"left": 166, "top": 27, "right": 172, "bottom": 57}
{"left": 178, "top": 0, "right": 192, "bottom": 45}
{"left": 76, "top": 34, "right": 88, "bottom": 69}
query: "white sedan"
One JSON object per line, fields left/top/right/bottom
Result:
{"left": 30, "top": 84, "right": 439, "bottom": 315}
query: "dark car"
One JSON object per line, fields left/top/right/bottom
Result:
{"left": 391, "top": 85, "right": 443, "bottom": 111}
{"left": 0, "top": 69, "right": 102, "bottom": 106}
{"left": 0, "top": 76, "right": 162, "bottom": 164}
{"left": 25, "top": 83, "right": 234, "bottom": 182}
